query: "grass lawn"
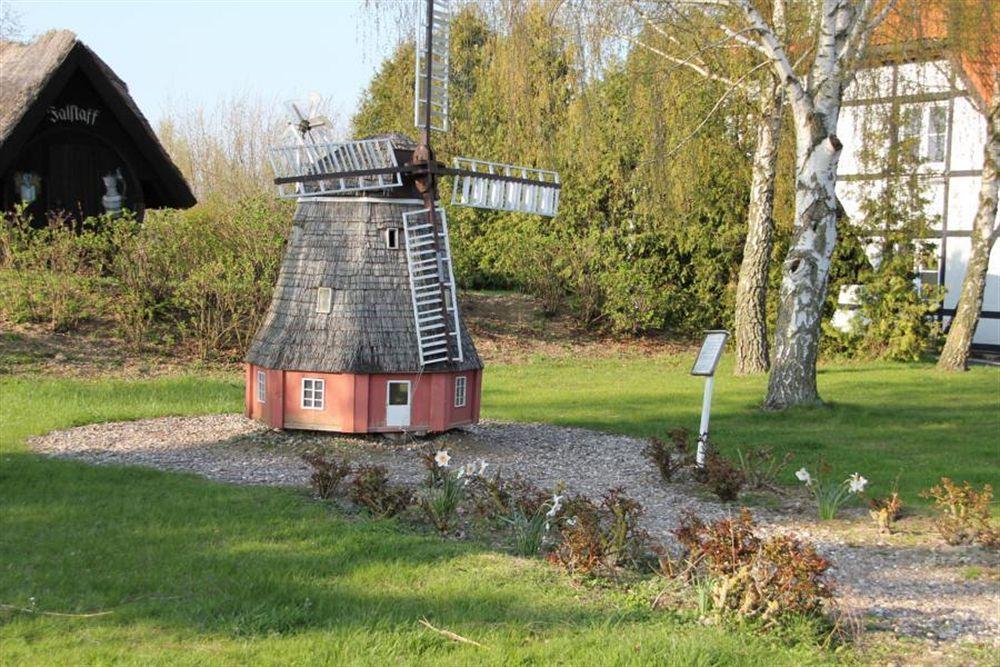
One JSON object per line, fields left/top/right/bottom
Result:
{"left": 1, "top": 375, "right": 834, "bottom": 665}
{"left": 1, "top": 355, "right": 997, "bottom": 664}
{"left": 486, "top": 355, "right": 1000, "bottom": 501}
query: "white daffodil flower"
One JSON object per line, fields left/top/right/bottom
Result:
{"left": 434, "top": 450, "right": 451, "bottom": 468}
{"left": 795, "top": 467, "right": 812, "bottom": 485}
{"left": 546, "top": 494, "right": 565, "bottom": 518}
{"left": 848, "top": 473, "right": 868, "bottom": 494}
{"left": 477, "top": 460, "right": 488, "bottom": 476}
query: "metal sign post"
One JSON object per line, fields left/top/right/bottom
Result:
{"left": 690, "top": 330, "right": 729, "bottom": 468}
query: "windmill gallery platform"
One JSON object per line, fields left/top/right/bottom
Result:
{"left": 244, "top": 197, "right": 483, "bottom": 434}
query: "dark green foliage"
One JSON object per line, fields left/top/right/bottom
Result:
{"left": 0, "top": 195, "right": 291, "bottom": 358}
{"left": 736, "top": 445, "right": 794, "bottom": 491}
{"left": 704, "top": 452, "right": 745, "bottom": 502}
{"left": 642, "top": 428, "right": 691, "bottom": 482}
{"left": 302, "top": 451, "right": 353, "bottom": 499}
{"left": 351, "top": 5, "right": 768, "bottom": 336}
{"left": 348, "top": 464, "right": 413, "bottom": 518}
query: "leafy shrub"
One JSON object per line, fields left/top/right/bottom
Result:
{"left": 0, "top": 196, "right": 291, "bottom": 358}
{"left": 704, "top": 453, "right": 745, "bottom": 502}
{"left": 348, "top": 465, "right": 413, "bottom": 518}
{"left": 466, "top": 469, "right": 551, "bottom": 524}
{"left": 549, "top": 488, "right": 649, "bottom": 575}
{"left": 735, "top": 446, "right": 793, "bottom": 491}
{"left": 0, "top": 207, "right": 117, "bottom": 331}
{"left": 302, "top": 452, "right": 352, "bottom": 499}
{"left": 673, "top": 509, "right": 832, "bottom": 625}
{"left": 642, "top": 428, "right": 690, "bottom": 482}
{"left": 867, "top": 490, "right": 902, "bottom": 535}
{"left": 795, "top": 463, "right": 867, "bottom": 520}
{"left": 920, "top": 478, "right": 998, "bottom": 547}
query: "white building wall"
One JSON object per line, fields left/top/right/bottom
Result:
{"left": 836, "top": 59, "right": 999, "bottom": 350}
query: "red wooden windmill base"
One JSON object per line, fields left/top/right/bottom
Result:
{"left": 245, "top": 364, "right": 482, "bottom": 434}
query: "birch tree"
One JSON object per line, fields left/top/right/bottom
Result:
{"left": 610, "top": 1, "right": 787, "bottom": 375}
{"left": 711, "top": 0, "right": 898, "bottom": 408}
{"left": 937, "top": 78, "right": 999, "bottom": 370}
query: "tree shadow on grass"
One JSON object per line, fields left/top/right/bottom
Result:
{"left": 0, "top": 451, "right": 607, "bottom": 640}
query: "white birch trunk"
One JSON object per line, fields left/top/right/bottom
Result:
{"left": 734, "top": 84, "right": 783, "bottom": 375}
{"left": 764, "top": 110, "right": 843, "bottom": 409}
{"left": 937, "top": 85, "right": 1000, "bottom": 371}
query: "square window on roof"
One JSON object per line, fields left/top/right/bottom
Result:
{"left": 316, "top": 287, "right": 332, "bottom": 314}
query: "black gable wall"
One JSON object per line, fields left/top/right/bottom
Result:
{"left": 1, "top": 44, "right": 194, "bottom": 224}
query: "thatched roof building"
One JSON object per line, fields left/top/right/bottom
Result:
{"left": 0, "top": 30, "right": 194, "bottom": 220}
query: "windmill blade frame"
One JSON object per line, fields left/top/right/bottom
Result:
{"left": 414, "top": 0, "right": 450, "bottom": 133}
{"left": 450, "top": 157, "right": 561, "bottom": 217}
{"left": 270, "top": 137, "right": 403, "bottom": 198}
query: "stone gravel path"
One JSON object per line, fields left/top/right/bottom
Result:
{"left": 29, "top": 414, "right": 999, "bottom": 647}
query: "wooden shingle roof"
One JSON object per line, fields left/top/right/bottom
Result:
{"left": 246, "top": 198, "right": 482, "bottom": 374}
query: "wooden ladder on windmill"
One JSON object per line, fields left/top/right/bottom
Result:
{"left": 403, "top": 206, "right": 463, "bottom": 366}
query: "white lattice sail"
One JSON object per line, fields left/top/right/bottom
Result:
{"left": 450, "top": 157, "right": 560, "bottom": 217}
{"left": 270, "top": 137, "right": 402, "bottom": 198}
{"left": 414, "top": 0, "right": 450, "bottom": 132}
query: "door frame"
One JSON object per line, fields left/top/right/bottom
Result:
{"left": 385, "top": 380, "right": 412, "bottom": 427}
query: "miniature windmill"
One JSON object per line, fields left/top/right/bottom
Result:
{"left": 246, "top": 0, "right": 560, "bottom": 434}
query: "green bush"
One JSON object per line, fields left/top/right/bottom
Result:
{"left": 0, "top": 207, "right": 117, "bottom": 331}
{"left": 0, "top": 195, "right": 292, "bottom": 358}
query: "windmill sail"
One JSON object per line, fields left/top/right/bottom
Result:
{"left": 270, "top": 137, "right": 403, "bottom": 198}
{"left": 414, "top": 0, "right": 450, "bottom": 132}
{"left": 450, "top": 157, "right": 561, "bottom": 217}
{"left": 402, "top": 206, "right": 463, "bottom": 365}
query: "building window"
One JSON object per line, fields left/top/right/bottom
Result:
{"left": 256, "top": 370, "right": 266, "bottom": 403}
{"left": 925, "top": 106, "right": 947, "bottom": 163}
{"left": 900, "top": 104, "right": 947, "bottom": 164}
{"left": 385, "top": 228, "right": 401, "bottom": 250}
{"left": 316, "top": 287, "right": 332, "bottom": 314}
{"left": 454, "top": 376, "right": 467, "bottom": 408}
{"left": 916, "top": 239, "right": 941, "bottom": 294}
{"left": 302, "top": 378, "right": 325, "bottom": 410}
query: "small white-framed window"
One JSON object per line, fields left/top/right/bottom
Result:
{"left": 316, "top": 287, "right": 332, "bottom": 314}
{"left": 925, "top": 105, "right": 947, "bottom": 163}
{"left": 256, "top": 369, "right": 266, "bottom": 403}
{"left": 900, "top": 103, "right": 947, "bottom": 164}
{"left": 454, "top": 376, "right": 467, "bottom": 408}
{"left": 301, "top": 377, "right": 325, "bottom": 410}
{"left": 385, "top": 228, "right": 401, "bottom": 250}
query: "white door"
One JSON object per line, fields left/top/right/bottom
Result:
{"left": 386, "top": 381, "right": 411, "bottom": 427}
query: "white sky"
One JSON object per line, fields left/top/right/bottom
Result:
{"left": 7, "top": 0, "right": 408, "bottom": 127}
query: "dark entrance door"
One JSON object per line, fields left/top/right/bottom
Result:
{"left": 47, "top": 137, "right": 130, "bottom": 220}
{"left": 6, "top": 128, "right": 136, "bottom": 224}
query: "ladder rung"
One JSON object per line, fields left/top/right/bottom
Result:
{"left": 422, "top": 333, "right": 447, "bottom": 342}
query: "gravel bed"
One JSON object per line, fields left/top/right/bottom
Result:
{"left": 30, "top": 414, "right": 1000, "bottom": 647}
